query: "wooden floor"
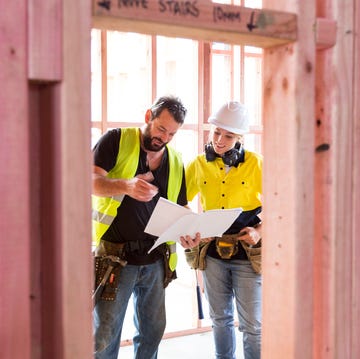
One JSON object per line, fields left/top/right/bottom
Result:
{"left": 118, "top": 330, "right": 244, "bottom": 358}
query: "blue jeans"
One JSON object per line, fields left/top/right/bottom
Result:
{"left": 93, "top": 259, "right": 166, "bottom": 359}
{"left": 203, "top": 256, "right": 262, "bottom": 359}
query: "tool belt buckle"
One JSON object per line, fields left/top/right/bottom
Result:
{"left": 215, "top": 236, "right": 238, "bottom": 259}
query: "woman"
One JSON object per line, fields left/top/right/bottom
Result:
{"left": 184, "top": 101, "right": 262, "bottom": 359}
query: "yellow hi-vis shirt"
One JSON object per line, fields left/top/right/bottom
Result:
{"left": 92, "top": 127, "right": 183, "bottom": 270}
{"left": 185, "top": 150, "right": 262, "bottom": 212}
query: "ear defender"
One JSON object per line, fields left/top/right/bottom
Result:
{"left": 205, "top": 143, "right": 217, "bottom": 162}
{"left": 205, "top": 142, "right": 244, "bottom": 167}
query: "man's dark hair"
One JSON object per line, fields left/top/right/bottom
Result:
{"left": 150, "top": 95, "right": 187, "bottom": 125}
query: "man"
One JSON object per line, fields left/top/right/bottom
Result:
{"left": 184, "top": 101, "right": 262, "bottom": 359}
{"left": 92, "top": 95, "right": 200, "bottom": 359}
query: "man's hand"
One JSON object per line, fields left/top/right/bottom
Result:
{"left": 93, "top": 166, "right": 158, "bottom": 202}
{"left": 179, "top": 232, "right": 202, "bottom": 249}
{"left": 126, "top": 172, "right": 158, "bottom": 202}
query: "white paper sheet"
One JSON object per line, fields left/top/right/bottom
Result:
{"left": 145, "top": 197, "right": 242, "bottom": 253}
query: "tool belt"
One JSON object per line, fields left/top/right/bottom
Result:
{"left": 94, "top": 239, "right": 175, "bottom": 301}
{"left": 184, "top": 241, "right": 211, "bottom": 271}
{"left": 216, "top": 235, "right": 238, "bottom": 259}
{"left": 93, "top": 240, "right": 127, "bottom": 304}
{"left": 122, "top": 238, "right": 176, "bottom": 288}
{"left": 184, "top": 234, "right": 262, "bottom": 274}
{"left": 242, "top": 239, "right": 262, "bottom": 274}
{"left": 218, "top": 234, "right": 262, "bottom": 274}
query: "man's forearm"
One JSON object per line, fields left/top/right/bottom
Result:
{"left": 92, "top": 174, "right": 128, "bottom": 197}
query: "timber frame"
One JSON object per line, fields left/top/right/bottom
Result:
{"left": 2, "top": 0, "right": 360, "bottom": 358}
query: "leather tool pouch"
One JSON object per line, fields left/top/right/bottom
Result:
{"left": 215, "top": 236, "right": 238, "bottom": 259}
{"left": 185, "top": 234, "right": 262, "bottom": 274}
{"left": 239, "top": 239, "right": 262, "bottom": 274}
{"left": 184, "top": 246, "right": 200, "bottom": 269}
{"left": 158, "top": 244, "right": 177, "bottom": 288}
{"left": 93, "top": 241, "right": 127, "bottom": 301}
{"left": 184, "top": 242, "right": 211, "bottom": 270}
{"left": 215, "top": 234, "right": 262, "bottom": 274}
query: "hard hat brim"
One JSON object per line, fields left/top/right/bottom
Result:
{"left": 208, "top": 118, "right": 249, "bottom": 135}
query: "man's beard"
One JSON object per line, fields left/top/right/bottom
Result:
{"left": 143, "top": 125, "right": 167, "bottom": 152}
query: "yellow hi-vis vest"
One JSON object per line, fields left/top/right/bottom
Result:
{"left": 92, "top": 127, "right": 183, "bottom": 271}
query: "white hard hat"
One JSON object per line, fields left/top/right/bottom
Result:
{"left": 208, "top": 101, "right": 250, "bottom": 135}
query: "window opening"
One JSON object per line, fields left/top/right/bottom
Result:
{"left": 90, "top": 16, "right": 263, "bottom": 340}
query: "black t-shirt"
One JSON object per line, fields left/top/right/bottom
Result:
{"left": 93, "top": 128, "right": 187, "bottom": 264}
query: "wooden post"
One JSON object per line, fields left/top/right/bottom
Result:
{"left": 0, "top": 3, "right": 31, "bottom": 359}
{"left": 313, "top": 4, "right": 336, "bottom": 358}
{"left": 262, "top": 1, "right": 315, "bottom": 358}
{"left": 42, "top": 0, "right": 93, "bottom": 357}
{"left": 323, "top": 1, "right": 360, "bottom": 357}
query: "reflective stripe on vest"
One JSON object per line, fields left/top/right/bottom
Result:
{"left": 92, "top": 127, "right": 183, "bottom": 247}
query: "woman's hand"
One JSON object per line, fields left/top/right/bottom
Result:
{"left": 237, "top": 226, "right": 262, "bottom": 246}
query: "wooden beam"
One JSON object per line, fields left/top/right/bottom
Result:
{"left": 28, "top": 0, "right": 62, "bottom": 82}
{"left": 92, "top": 0, "right": 297, "bottom": 48}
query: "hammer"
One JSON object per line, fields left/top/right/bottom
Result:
{"left": 93, "top": 255, "right": 127, "bottom": 305}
